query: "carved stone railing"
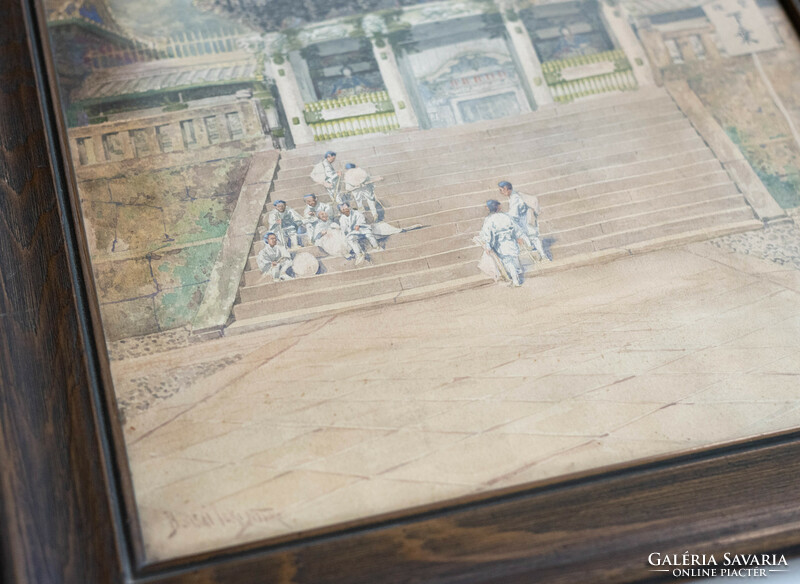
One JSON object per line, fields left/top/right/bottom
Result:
{"left": 541, "top": 49, "right": 637, "bottom": 104}
{"left": 302, "top": 91, "right": 400, "bottom": 141}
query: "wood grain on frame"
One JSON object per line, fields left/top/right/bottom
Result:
{"left": 2, "top": 0, "right": 800, "bottom": 582}
{"left": 0, "top": 0, "right": 122, "bottom": 581}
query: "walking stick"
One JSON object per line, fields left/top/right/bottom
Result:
{"left": 524, "top": 246, "right": 538, "bottom": 268}
{"left": 346, "top": 184, "right": 385, "bottom": 219}
{"left": 473, "top": 237, "right": 510, "bottom": 282}
{"left": 330, "top": 172, "right": 343, "bottom": 206}
{"left": 273, "top": 217, "right": 287, "bottom": 248}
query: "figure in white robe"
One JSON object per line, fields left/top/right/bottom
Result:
{"left": 344, "top": 163, "right": 380, "bottom": 221}
{"left": 268, "top": 200, "right": 304, "bottom": 248}
{"left": 311, "top": 211, "right": 350, "bottom": 258}
{"left": 479, "top": 199, "right": 525, "bottom": 287}
{"left": 302, "top": 194, "right": 335, "bottom": 228}
{"left": 257, "top": 233, "right": 293, "bottom": 281}
{"left": 338, "top": 203, "right": 380, "bottom": 265}
{"left": 310, "top": 151, "right": 349, "bottom": 206}
{"left": 499, "top": 181, "right": 550, "bottom": 261}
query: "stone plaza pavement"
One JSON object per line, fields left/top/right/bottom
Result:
{"left": 117, "top": 239, "right": 800, "bottom": 560}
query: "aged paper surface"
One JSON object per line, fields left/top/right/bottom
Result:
{"left": 45, "top": 0, "right": 800, "bottom": 559}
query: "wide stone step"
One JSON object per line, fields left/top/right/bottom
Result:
{"left": 544, "top": 170, "right": 734, "bottom": 218}
{"left": 545, "top": 194, "right": 747, "bottom": 243}
{"left": 230, "top": 85, "right": 763, "bottom": 334}
{"left": 279, "top": 117, "right": 694, "bottom": 185}
{"left": 247, "top": 216, "right": 487, "bottom": 278}
{"left": 251, "top": 162, "right": 734, "bottom": 273}
{"left": 244, "top": 230, "right": 478, "bottom": 286}
{"left": 536, "top": 160, "right": 727, "bottom": 207}
{"left": 541, "top": 183, "right": 741, "bottom": 233}
{"left": 382, "top": 151, "right": 716, "bottom": 230}
{"left": 364, "top": 135, "right": 707, "bottom": 221}
{"left": 225, "top": 272, "right": 492, "bottom": 336}
{"left": 244, "top": 186, "right": 745, "bottom": 293}
{"left": 240, "top": 244, "right": 482, "bottom": 303}
{"left": 309, "top": 159, "right": 725, "bottom": 219}
{"left": 273, "top": 112, "right": 688, "bottom": 199}
{"left": 228, "top": 211, "right": 760, "bottom": 335}
{"left": 440, "top": 149, "right": 717, "bottom": 206}
{"left": 247, "top": 171, "right": 740, "bottom": 274}
{"left": 276, "top": 104, "right": 683, "bottom": 185}
{"left": 274, "top": 138, "right": 709, "bottom": 216}
{"left": 280, "top": 99, "right": 680, "bottom": 173}
{"left": 382, "top": 162, "right": 722, "bottom": 228}
{"left": 247, "top": 222, "right": 468, "bottom": 270}
{"left": 274, "top": 121, "right": 697, "bottom": 197}
{"left": 281, "top": 89, "right": 672, "bottom": 166}
{"left": 234, "top": 258, "right": 480, "bottom": 319}
{"left": 250, "top": 224, "right": 434, "bottom": 267}
{"left": 285, "top": 88, "right": 668, "bottom": 158}
{"left": 556, "top": 206, "right": 757, "bottom": 256}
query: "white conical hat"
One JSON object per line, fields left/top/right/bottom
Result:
{"left": 292, "top": 252, "right": 319, "bottom": 277}
{"left": 310, "top": 161, "right": 327, "bottom": 185}
{"left": 345, "top": 167, "right": 369, "bottom": 187}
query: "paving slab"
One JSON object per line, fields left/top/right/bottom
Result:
{"left": 116, "top": 236, "right": 800, "bottom": 560}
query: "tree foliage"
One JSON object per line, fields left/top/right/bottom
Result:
{"left": 196, "top": 0, "right": 432, "bottom": 32}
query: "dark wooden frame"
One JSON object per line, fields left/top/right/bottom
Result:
{"left": 3, "top": 0, "right": 800, "bottom": 581}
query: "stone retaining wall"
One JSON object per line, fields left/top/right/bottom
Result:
{"left": 76, "top": 139, "right": 273, "bottom": 340}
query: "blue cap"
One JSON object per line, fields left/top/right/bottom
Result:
{"left": 263, "top": 231, "right": 276, "bottom": 242}
{"left": 345, "top": 163, "right": 356, "bottom": 169}
{"left": 273, "top": 200, "right": 286, "bottom": 206}
{"left": 498, "top": 181, "right": 512, "bottom": 189}
{"left": 486, "top": 199, "right": 501, "bottom": 212}
{"left": 303, "top": 193, "right": 316, "bottom": 199}
{"left": 325, "top": 151, "right": 336, "bottom": 157}
{"left": 338, "top": 202, "right": 350, "bottom": 210}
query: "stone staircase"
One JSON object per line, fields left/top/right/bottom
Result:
{"left": 225, "top": 87, "right": 762, "bottom": 334}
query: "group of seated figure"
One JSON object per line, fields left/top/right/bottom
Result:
{"left": 257, "top": 151, "right": 391, "bottom": 281}
{"left": 257, "top": 151, "right": 552, "bottom": 287}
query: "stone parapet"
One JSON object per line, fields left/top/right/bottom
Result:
{"left": 192, "top": 150, "right": 280, "bottom": 335}
{"left": 68, "top": 98, "right": 267, "bottom": 167}
{"left": 665, "top": 80, "right": 786, "bottom": 222}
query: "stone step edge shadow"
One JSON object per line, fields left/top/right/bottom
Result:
{"left": 225, "top": 274, "right": 491, "bottom": 336}
{"left": 191, "top": 150, "right": 280, "bottom": 341}
{"left": 224, "top": 218, "right": 762, "bottom": 337}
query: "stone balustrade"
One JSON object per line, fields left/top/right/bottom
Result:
{"left": 541, "top": 49, "right": 637, "bottom": 103}
{"left": 68, "top": 99, "right": 265, "bottom": 167}
{"left": 308, "top": 112, "right": 401, "bottom": 142}
{"left": 301, "top": 91, "right": 400, "bottom": 141}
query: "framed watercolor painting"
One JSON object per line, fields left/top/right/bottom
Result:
{"left": 3, "top": 0, "right": 800, "bottom": 581}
